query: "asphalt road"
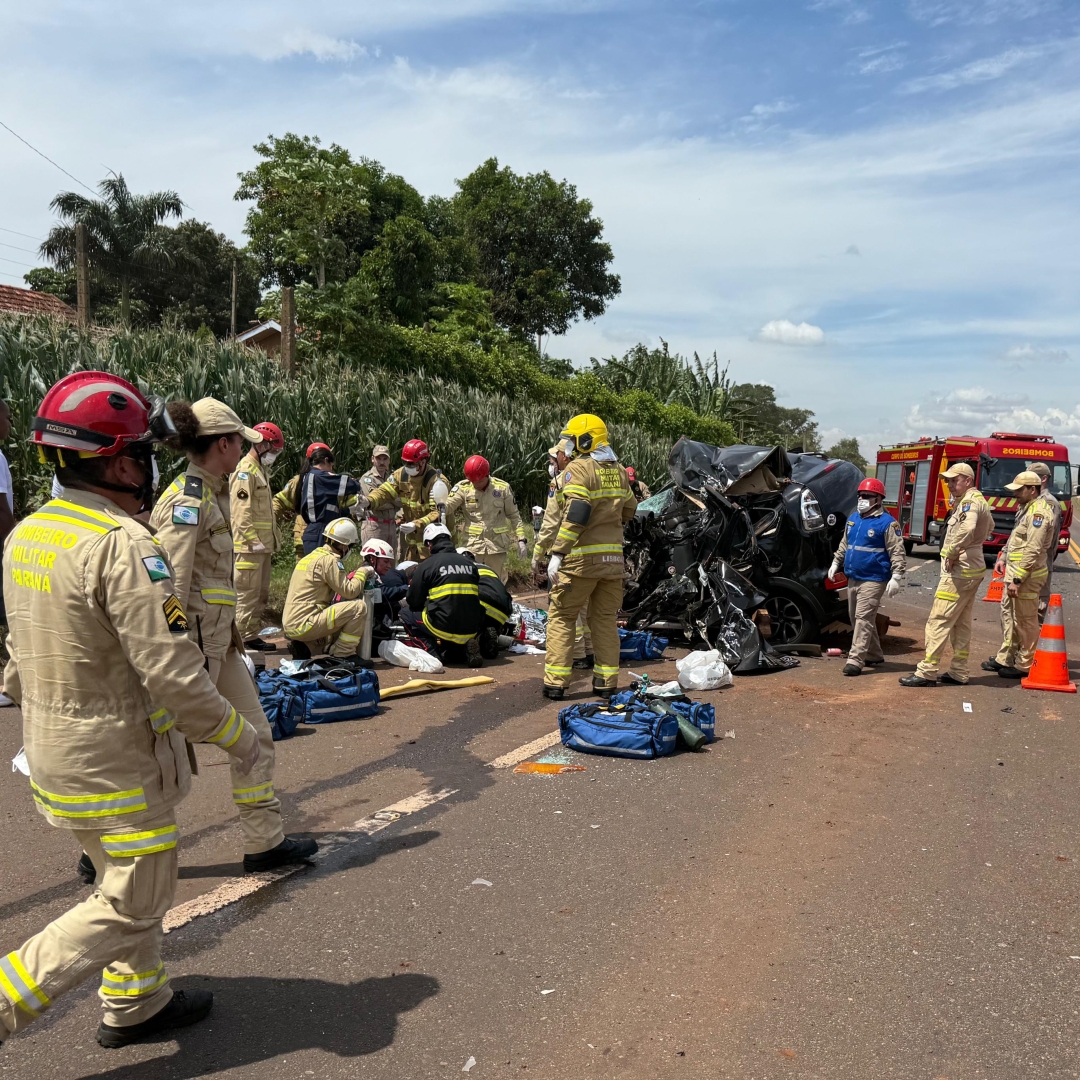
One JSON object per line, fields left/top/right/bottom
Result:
{"left": 2, "top": 555, "right": 1079, "bottom": 1079}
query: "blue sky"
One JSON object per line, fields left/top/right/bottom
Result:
{"left": 2, "top": 0, "right": 1079, "bottom": 458}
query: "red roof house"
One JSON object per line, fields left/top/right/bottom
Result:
{"left": 0, "top": 284, "right": 78, "bottom": 322}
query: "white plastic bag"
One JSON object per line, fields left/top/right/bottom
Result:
{"left": 378, "top": 638, "right": 445, "bottom": 673}
{"left": 676, "top": 649, "right": 733, "bottom": 691}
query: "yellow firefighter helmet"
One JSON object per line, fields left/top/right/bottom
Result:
{"left": 559, "top": 414, "right": 609, "bottom": 455}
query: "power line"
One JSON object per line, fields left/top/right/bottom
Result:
{"left": 0, "top": 119, "right": 96, "bottom": 195}
{"left": 0, "top": 256, "right": 36, "bottom": 269}
{"left": 0, "top": 240, "right": 39, "bottom": 255}
{"left": 0, "top": 226, "right": 43, "bottom": 243}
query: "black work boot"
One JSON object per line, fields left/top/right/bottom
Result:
{"left": 479, "top": 625, "right": 500, "bottom": 660}
{"left": 981, "top": 657, "right": 1004, "bottom": 672}
{"left": 77, "top": 851, "right": 96, "bottom": 886}
{"left": 592, "top": 684, "right": 614, "bottom": 702}
{"left": 288, "top": 638, "right": 312, "bottom": 660}
{"left": 542, "top": 685, "right": 566, "bottom": 701}
{"left": 573, "top": 653, "right": 595, "bottom": 671}
{"left": 842, "top": 663, "right": 861, "bottom": 676}
{"left": 465, "top": 637, "right": 484, "bottom": 668}
{"left": 96, "top": 989, "right": 213, "bottom": 1049}
{"left": 244, "top": 638, "right": 277, "bottom": 652}
{"left": 243, "top": 836, "right": 318, "bottom": 874}
{"left": 940, "top": 672, "right": 966, "bottom": 685}
{"left": 899, "top": 673, "right": 937, "bottom": 687}
{"left": 998, "top": 666, "right": 1025, "bottom": 679}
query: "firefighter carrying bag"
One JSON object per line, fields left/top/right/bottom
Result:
{"left": 558, "top": 699, "right": 678, "bottom": 759}
{"left": 617, "top": 628, "right": 669, "bottom": 661}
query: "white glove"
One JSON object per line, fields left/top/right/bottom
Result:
{"left": 354, "top": 494, "right": 370, "bottom": 512}
{"left": 251, "top": 541, "right": 266, "bottom": 553}
{"left": 827, "top": 560, "right": 840, "bottom": 582}
{"left": 518, "top": 539, "right": 528, "bottom": 558}
{"left": 399, "top": 521, "right": 417, "bottom": 535}
{"left": 235, "top": 729, "right": 261, "bottom": 775}
{"left": 885, "top": 575, "right": 901, "bottom": 598}
{"left": 547, "top": 553, "right": 563, "bottom": 586}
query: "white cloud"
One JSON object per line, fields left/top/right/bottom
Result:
{"left": 902, "top": 44, "right": 1053, "bottom": 93}
{"left": 809, "top": 0, "right": 871, "bottom": 26}
{"left": 909, "top": 0, "right": 1052, "bottom": 26}
{"left": 1004, "top": 343, "right": 1070, "bottom": 365}
{"left": 758, "top": 319, "right": 826, "bottom": 345}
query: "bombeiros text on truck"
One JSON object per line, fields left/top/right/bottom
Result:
{"left": 875, "top": 432, "right": 1073, "bottom": 560}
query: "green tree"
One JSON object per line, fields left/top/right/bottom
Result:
{"left": 39, "top": 174, "right": 183, "bottom": 324}
{"left": 824, "top": 436, "right": 868, "bottom": 474}
{"left": 454, "top": 158, "right": 621, "bottom": 350}
{"left": 731, "top": 383, "right": 819, "bottom": 450}
{"left": 235, "top": 133, "right": 423, "bottom": 288}
{"left": 359, "top": 216, "right": 440, "bottom": 325}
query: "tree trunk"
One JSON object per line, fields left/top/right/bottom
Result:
{"left": 120, "top": 279, "right": 130, "bottom": 326}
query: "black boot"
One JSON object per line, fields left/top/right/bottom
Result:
{"left": 592, "top": 684, "right": 614, "bottom": 702}
{"left": 244, "top": 638, "right": 277, "bottom": 652}
{"left": 479, "top": 625, "right": 500, "bottom": 660}
{"left": 981, "top": 657, "right": 1004, "bottom": 672}
{"left": 842, "top": 663, "right": 861, "bottom": 676}
{"left": 573, "top": 653, "right": 594, "bottom": 671}
{"left": 77, "top": 851, "right": 96, "bottom": 885}
{"left": 542, "top": 685, "right": 566, "bottom": 700}
{"left": 899, "top": 673, "right": 937, "bottom": 687}
{"left": 998, "top": 666, "right": 1025, "bottom": 679}
{"left": 243, "top": 836, "right": 318, "bottom": 874}
{"left": 96, "top": 989, "right": 213, "bottom": 1049}
{"left": 288, "top": 638, "right": 312, "bottom": 660}
{"left": 465, "top": 637, "right": 484, "bottom": 668}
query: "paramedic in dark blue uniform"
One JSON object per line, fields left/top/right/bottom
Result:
{"left": 827, "top": 477, "right": 906, "bottom": 676}
{"left": 401, "top": 525, "right": 484, "bottom": 666}
{"left": 296, "top": 446, "right": 363, "bottom": 555}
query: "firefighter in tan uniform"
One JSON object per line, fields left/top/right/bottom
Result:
{"left": 1028, "top": 461, "right": 1063, "bottom": 613}
{"left": 445, "top": 454, "right": 527, "bottom": 583}
{"left": 150, "top": 399, "right": 316, "bottom": 872}
{"left": 359, "top": 444, "right": 399, "bottom": 547}
{"left": 828, "top": 477, "right": 905, "bottom": 676}
{"left": 230, "top": 421, "right": 283, "bottom": 648}
{"left": 982, "top": 470, "right": 1057, "bottom": 678}
{"left": 282, "top": 518, "right": 370, "bottom": 656}
{"left": 534, "top": 446, "right": 593, "bottom": 668}
{"left": 542, "top": 415, "right": 637, "bottom": 701}
{"left": 901, "top": 463, "right": 993, "bottom": 687}
{"left": 0, "top": 372, "right": 261, "bottom": 1049}
{"left": 357, "top": 439, "right": 444, "bottom": 563}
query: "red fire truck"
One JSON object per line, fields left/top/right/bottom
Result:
{"left": 875, "top": 432, "right": 1073, "bottom": 559}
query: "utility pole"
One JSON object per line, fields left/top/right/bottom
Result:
{"left": 75, "top": 222, "right": 89, "bottom": 328}
{"left": 230, "top": 257, "right": 238, "bottom": 339}
{"left": 281, "top": 285, "right": 295, "bottom": 375}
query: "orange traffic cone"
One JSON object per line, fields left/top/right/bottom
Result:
{"left": 1021, "top": 594, "right": 1076, "bottom": 693}
{"left": 981, "top": 565, "right": 1005, "bottom": 602}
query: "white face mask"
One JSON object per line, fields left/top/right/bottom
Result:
{"left": 404, "top": 465, "right": 421, "bottom": 477}
{"left": 548, "top": 463, "right": 556, "bottom": 478}
{"left": 857, "top": 497, "right": 873, "bottom": 514}
{"left": 262, "top": 449, "right": 281, "bottom": 465}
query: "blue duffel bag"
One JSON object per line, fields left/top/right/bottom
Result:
{"left": 618, "top": 628, "right": 669, "bottom": 661}
{"left": 558, "top": 700, "right": 678, "bottom": 759}
{"left": 611, "top": 689, "right": 716, "bottom": 744}
{"left": 255, "top": 670, "right": 305, "bottom": 741}
{"left": 299, "top": 669, "right": 380, "bottom": 724}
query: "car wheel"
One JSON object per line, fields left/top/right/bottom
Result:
{"left": 764, "top": 592, "right": 819, "bottom": 646}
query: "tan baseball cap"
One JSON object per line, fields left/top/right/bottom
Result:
{"left": 1028, "top": 461, "right": 1051, "bottom": 480}
{"left": 192, "top": 398, "right": 261, "bottom": 442}
{"left": 941, "top": 462, "right": 975, "bottom": 479}
{"left": 1005, "top": 470, "right": 1042, "bottom": 490}
{"left": 372, "top": 445, "right": 390, "bottom": 458}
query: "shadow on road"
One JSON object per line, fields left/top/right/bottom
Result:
{"left": 76, "top": 972, "right": 439, "bottom": 1079}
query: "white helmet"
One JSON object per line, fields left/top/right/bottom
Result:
{"left": 323, "top": 518, "right": 359, "bottom": 547}
{"left": 423, "top": 523, "right": 452, "bottom": 544}
{"left": 361, "top": 538, "right": 394, "bottom": 559}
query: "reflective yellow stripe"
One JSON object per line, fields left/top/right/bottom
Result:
{"left": 562, "top": 484, "right": 591, "bottom": 499}
{"left": 422, "top": 609, "right": 475, "bottom": 644}
{"left": 101, "top": 962, "right": 167, "bottom": 998}
{"left": 234, "top": 561, "right": 259, "bottom": 570}
{"left": 544, "top": 663, "right": 572, "bottom": 676}
{"left": 481, "top": 601, "right": 509, "bottom": 624}
{"left": 30, "top": 781, "right": 147, "bottom": 818}
{"left": 201, "top": 588, "right": 237, "bottom": 606}
{"left": 960, "top": 568, "right": 985, "bottom": 577}
{"left": 0, "top": 953, "right": 50, "bottom": 1015}
{"left": 149, "top": 708, "right": 174, "bottom": 734}
{"left": 570, "top": 543, "right": 623, "bottom": 556}
{"left": 493, "top": 526, "right": 510, "bottom": 534}
{"left": 232, "top": 782, "right": 275, "bottom": 805}
{"left": 49, "top": 499, "right": 116, "bottom": 526}
{"left": 593, "top": 663, "right": 620, "bottom": 676}
{"left": 336, "top": 632, "right": 360, "bottom": 644}
{"left": 935, "top": 591, "right": 959, "bottom": 601}
{"left": 207, "top": 708, "right": 244, "bottom": 748}
{"left": 428, "top": 583, "right": 480, "bottom": 600}
{"left": 101, "top": 825, "right": 179, "bottom": 857}
{"left": 33, "top": 511, "right": 109, "bottom": 535}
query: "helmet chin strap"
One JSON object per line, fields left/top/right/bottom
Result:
{"left": 94, "top": 448, "right": 157, "bottom": 511}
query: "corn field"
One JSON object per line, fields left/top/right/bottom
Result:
{"left": 0, "top": 317, "right": 677, "bottom": 513}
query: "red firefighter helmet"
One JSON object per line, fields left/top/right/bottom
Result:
{"left": 401, "top": 439, "right": 430, "bottom": 464}
{"left": 858, "top": 477, "right": 886, "bottom": 497}
{"left": 463, "top": 455, "right": 489, "bottom": 484}
{"left": 626, "top": 467, "right": 637, "bottom": 483}
{"left": 31, "top": 371, "right": 161, "bottom": 456}
{"left": 306, "top": 442, "right": 331, "bottom": 459}
{"left": 253, "top": 422, "right": 284, "bottom": 451}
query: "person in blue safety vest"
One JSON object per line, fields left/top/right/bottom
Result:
{"left": 827, "top": 477, "right": 906, "bottom": 676}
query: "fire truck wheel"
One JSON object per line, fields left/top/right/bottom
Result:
{"left": 903, "top": 540, "right": 915, "bottom": 557}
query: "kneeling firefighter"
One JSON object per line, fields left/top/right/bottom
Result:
{"left": 542, "top": 414, "right": 637, "bottom": 701}
{"left": 282, "top": 518, "right": 371, "bottom": 658}
{"left": 828, "top": 477, "right": 905, "bottom": 676}
{"left": 476, "top": 558, "right": 513, "bottom": 659}
{"left": 151, "top": 399, "right": 316, "bottom": 872}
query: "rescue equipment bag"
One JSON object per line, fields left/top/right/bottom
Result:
{"left": 558, "top": 699, "right": 677, "bottom": 759}
{"left": 254, "top": 670, "right": 305, "bottom": 741}
{"left": 617, "top": 628, "right": 669, "bottom": 661}
{"left": 612, "top": 689, "right": 716, "bottom": 743}
{"left": 256, "top": 666, "right": 380, "bottom": 734}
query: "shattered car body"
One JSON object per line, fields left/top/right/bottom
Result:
{"left": 622, "top": 439, "right": 863, "bottom": 670}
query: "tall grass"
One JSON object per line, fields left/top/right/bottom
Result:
{"left": 0, "top": 317, "right": 676, "bottom": 512}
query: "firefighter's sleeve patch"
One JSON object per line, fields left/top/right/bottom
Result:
{"left": 1033, "top": 515, "right": 1044, "bottom": 528}
{"left": 183, "top": 476, "right": 203, "bottom": 498}
{"left": 236, "top": 490, "right": 249, "bottom": 500}
{"left": 172, "top": 505, "right": 199, "bottom": 526}
{"left": 162, "top": 594, "right": 190, "bottom": 634}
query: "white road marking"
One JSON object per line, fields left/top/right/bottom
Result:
{"left": 164, "top": 787, "right": 457, "bottom": 933}
{"left": 487, "top": 730, "right": 561, "bottom": 770}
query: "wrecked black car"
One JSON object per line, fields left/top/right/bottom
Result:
{"left": 622, "top": 439, "right": 863, "bottom": 668}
